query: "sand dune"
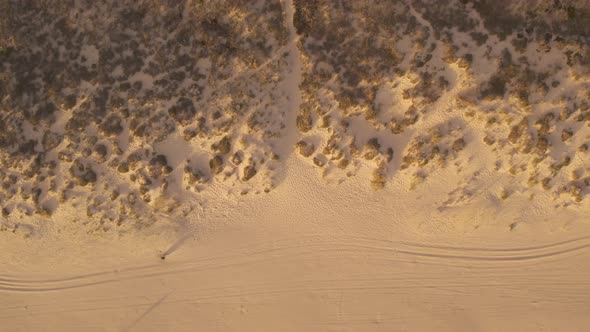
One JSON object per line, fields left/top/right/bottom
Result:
{"left": 2, "top": 0, "right": 590, "bottom": 331}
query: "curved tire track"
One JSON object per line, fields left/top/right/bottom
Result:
{"left": 2, "top": 235, "right": 590, "bottom": 293}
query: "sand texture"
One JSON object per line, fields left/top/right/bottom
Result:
{"left": 2, "top": 0, "right": 590, "bottom": 331}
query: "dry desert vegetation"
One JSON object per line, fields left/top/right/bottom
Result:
{"left": 2, "top": 0, "right": 590, "bottom": 331}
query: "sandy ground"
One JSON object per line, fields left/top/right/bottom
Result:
{"left": 2, "top": 156, "right": 590, "bottom": 332}
{"left": 3, "top": 0, "right": 590, "bottom": 331}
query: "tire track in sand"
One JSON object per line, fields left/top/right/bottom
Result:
{"left": 1, "top": 235, "right": 590, "bottom": 293}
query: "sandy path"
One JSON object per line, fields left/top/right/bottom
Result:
{"left": 2, "top": 233, "right": 590, "bottom": 331}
